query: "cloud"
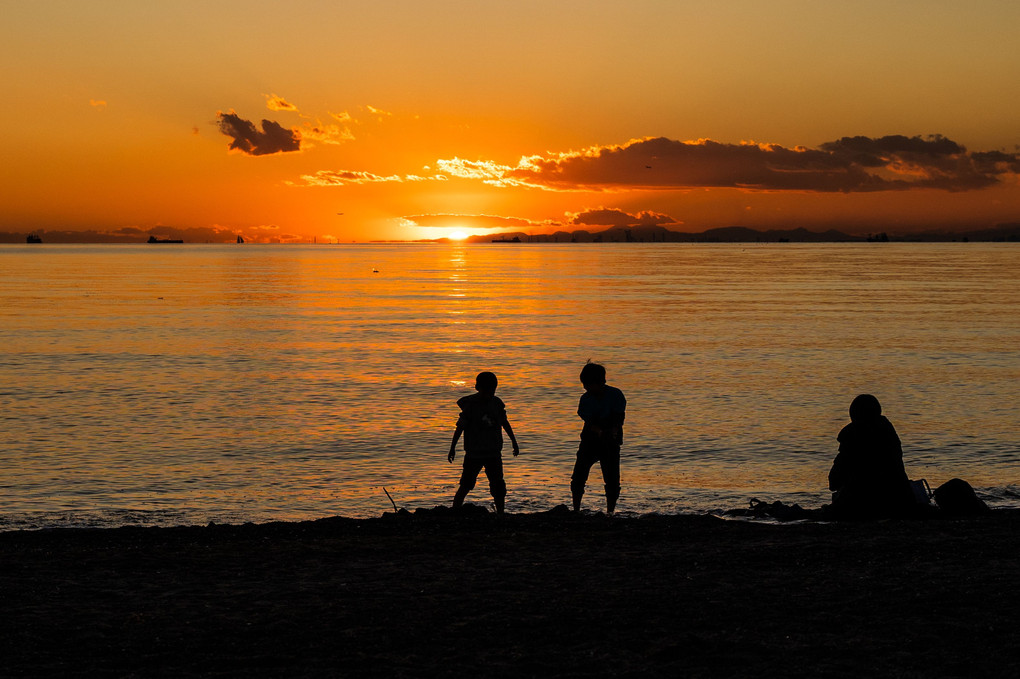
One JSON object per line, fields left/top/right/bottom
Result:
{"left": 366, "top": 105, "right": 392, "bottom": 117}
{"left": 440, "top": 135, "right": 1020, "bottom": 193}
{"left": 816, "top": 135, "right": 998, "bottom": 190}
{"left": 299, "top": 120, "right": 355, "bottom": 145}
{"left": 818, "top": 134, "right": 965, "bottom": 164}
{"left": 217, "top": 111, "right": 301, "bottom": 156}
{"left": 568, "top": 208, "right": 680, "bottom": 227}
{"left": 971, "top": 150, "right": 1020, "bottom": 176}
{"left": 298, "top": 170, "right": 405, "bottom": 186}
{"left": 401, "top": 214, "right": 553, "bottom": 230}
{"left": 264, "top": 94, "right": 298, "bottom": 112}
{"left": 435, "top": 158, "right": 529, "bottom": 187}
{"left": 89, "top": 99, "right": 107, "bottom": 109}
{"left": 295, "top": 169, "right": 448, "bottom": 186}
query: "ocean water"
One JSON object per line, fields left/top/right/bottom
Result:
{"left": 1, "top": 242, "right": 1018, "bottom": 529}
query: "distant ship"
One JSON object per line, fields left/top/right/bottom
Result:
{"left": 147, "top": 236, "right": 183, "bottom": 244}
{"left": 491, "top": 236, "right": 521, "bottom": 243}
{"left": 26, "top": 234, "right": 42, "bottom": 244}
{"left": 237, "top": 235, "right": 245, "bottom": 244}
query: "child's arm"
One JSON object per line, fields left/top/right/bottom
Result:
{"left": 503, "top": 419, "right": 520, "bottom": 457}
{"left": 577, "top": 399, "right": 603, "bottom": 437}
{"left": 448, "top": 425, "right": 463, "bottom": 463}
{"left": 598, "top": 391, "right": 626, "bottom": 438}
{"left": 600, "top": 410, "right": 625, "bottom": 432}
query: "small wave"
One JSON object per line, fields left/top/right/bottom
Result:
{"left": 978, "top": 485, "right": 1020, "bottom": 503}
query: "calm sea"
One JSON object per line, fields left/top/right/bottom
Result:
{"left": 1, "top": 242, "right": 1018, "bottom": 529}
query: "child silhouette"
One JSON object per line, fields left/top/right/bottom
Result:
{"left": 571, "top": 361, "right": 626, "bottom": 514}
{"left": 448, "top": 372, "right": 520, "bottom": 514}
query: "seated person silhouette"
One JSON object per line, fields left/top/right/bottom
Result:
{"left": 828, "top": 394, "right": 914, "bottom": 519}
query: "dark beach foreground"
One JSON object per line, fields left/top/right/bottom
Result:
{"left": 2, "top": 507, "right": 1019, "bottom": 678}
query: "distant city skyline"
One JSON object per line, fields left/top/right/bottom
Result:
{"left": 3, "top": 1, "right": 1019, "bottom": 242}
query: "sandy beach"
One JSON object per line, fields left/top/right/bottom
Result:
{"left": 3, "top": 507, "right": 1019, "bottom": 678}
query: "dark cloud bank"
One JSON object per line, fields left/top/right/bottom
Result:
{"left": 217, "top": 112, "right": 300, "bottom": 156}
{"left": 568, "top": 208, "right": 677, "bottom": 228}
{"left": 505, "top": 135, "right": 1020, "bottom": 192}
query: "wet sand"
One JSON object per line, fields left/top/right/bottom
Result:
{"left": 3, "top": 507, "right": 1019, "bottom": 678}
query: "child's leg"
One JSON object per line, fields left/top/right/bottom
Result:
{"left": 571, "top": 444, "right": 598, "bottom": 511}
{"left": 483, "top": 457, "right": 507, "bottom": 514}
{"left": 599, "top": 448, "right": 622, "bottom": 514}
{"left": 453, "top": 457, "right": 484, "bottom": 508}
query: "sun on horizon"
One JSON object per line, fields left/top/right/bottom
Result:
{"left": 3, "top": 3, "right": 1019, "bottom": 242}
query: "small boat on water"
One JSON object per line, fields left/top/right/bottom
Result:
{"left": 237, "top": 235, "right": 245, "bottom": 244}
{"left": 147, "top": 236, "right": 183, "bottom": 244}
{"left": 26, "top": 234, "right": 42, "bottom": 244}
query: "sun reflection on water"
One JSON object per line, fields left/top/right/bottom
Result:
{"left": 0, "top": 243, "right": 1017, "bottom": 527}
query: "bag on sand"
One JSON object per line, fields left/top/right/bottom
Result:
{"left": 909, "top": 478, "right": 933, "bottom": 506}
{"left": 933, "top": 478, "right": 990, "bottom": 516}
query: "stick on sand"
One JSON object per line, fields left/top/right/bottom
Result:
{"left": 382, "top": 487, "right": 398, "bottom": 512}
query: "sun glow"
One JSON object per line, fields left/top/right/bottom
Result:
{"left": 448, "top": 230, "right": 469, "bottom": 241}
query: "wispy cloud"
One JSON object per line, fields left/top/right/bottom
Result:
{"left": 297, "top": 170, "right": 404, "bottom": 186}
{"left": 89, "top": 99, "right": 107, "bottom": 110}
{"left": 366, "top": 105, "right": 392, "bottom": 118}
{"left": 264, "top": 93, "right": 298, "bottom": 112}
{"left": 217, "top": 111, "right": 301, "bottom": 156}
{"left": 438, "top": 135, "right": 1020, "bottom": 193}
{"left": 295, "top": 169, "right": 447, "bottom": 186}
{"left": 434, "top": 158, "right": 532, "bottom": 187}
{"left": 401, "top": 213, "right": 554, "bottom": 230}
{"left": 299, "top": 120, "right": 355, "bottom": 145}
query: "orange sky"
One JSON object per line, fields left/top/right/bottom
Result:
{"left": 2, "top": 1, "right": 1019, "bottom": 242}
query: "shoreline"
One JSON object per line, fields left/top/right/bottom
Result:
{"left": 3, "top": 482, "right": 1014, "bottom": 533}
{"left": 4, "top": 507, "right": 1019, "bottom": 677}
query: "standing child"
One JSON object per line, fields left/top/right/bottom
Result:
{"left": 571, "top": 361, "right": 627, "bottom": 514}
{"left": 448, "top": 371, "right": 520, "bottom": 514}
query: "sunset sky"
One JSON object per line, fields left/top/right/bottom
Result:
{"left": 3, "top": 0, "right": 1019, "bottom": 242}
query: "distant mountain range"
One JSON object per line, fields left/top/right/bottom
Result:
{"left": 459, "top": 222, "right": 1020, "bottom": 244}
{"left": 467, "top": 225, "right": 859, "bottom": 243}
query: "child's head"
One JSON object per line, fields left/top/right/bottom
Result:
{"left": 848, "top": 393, "right": 882, "bottom": 422}
{"left": 579, "top": 361, "right": 606, "bottom": 391}
{"left": 475, "top": 371, "right": 498, "bottom": 395}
